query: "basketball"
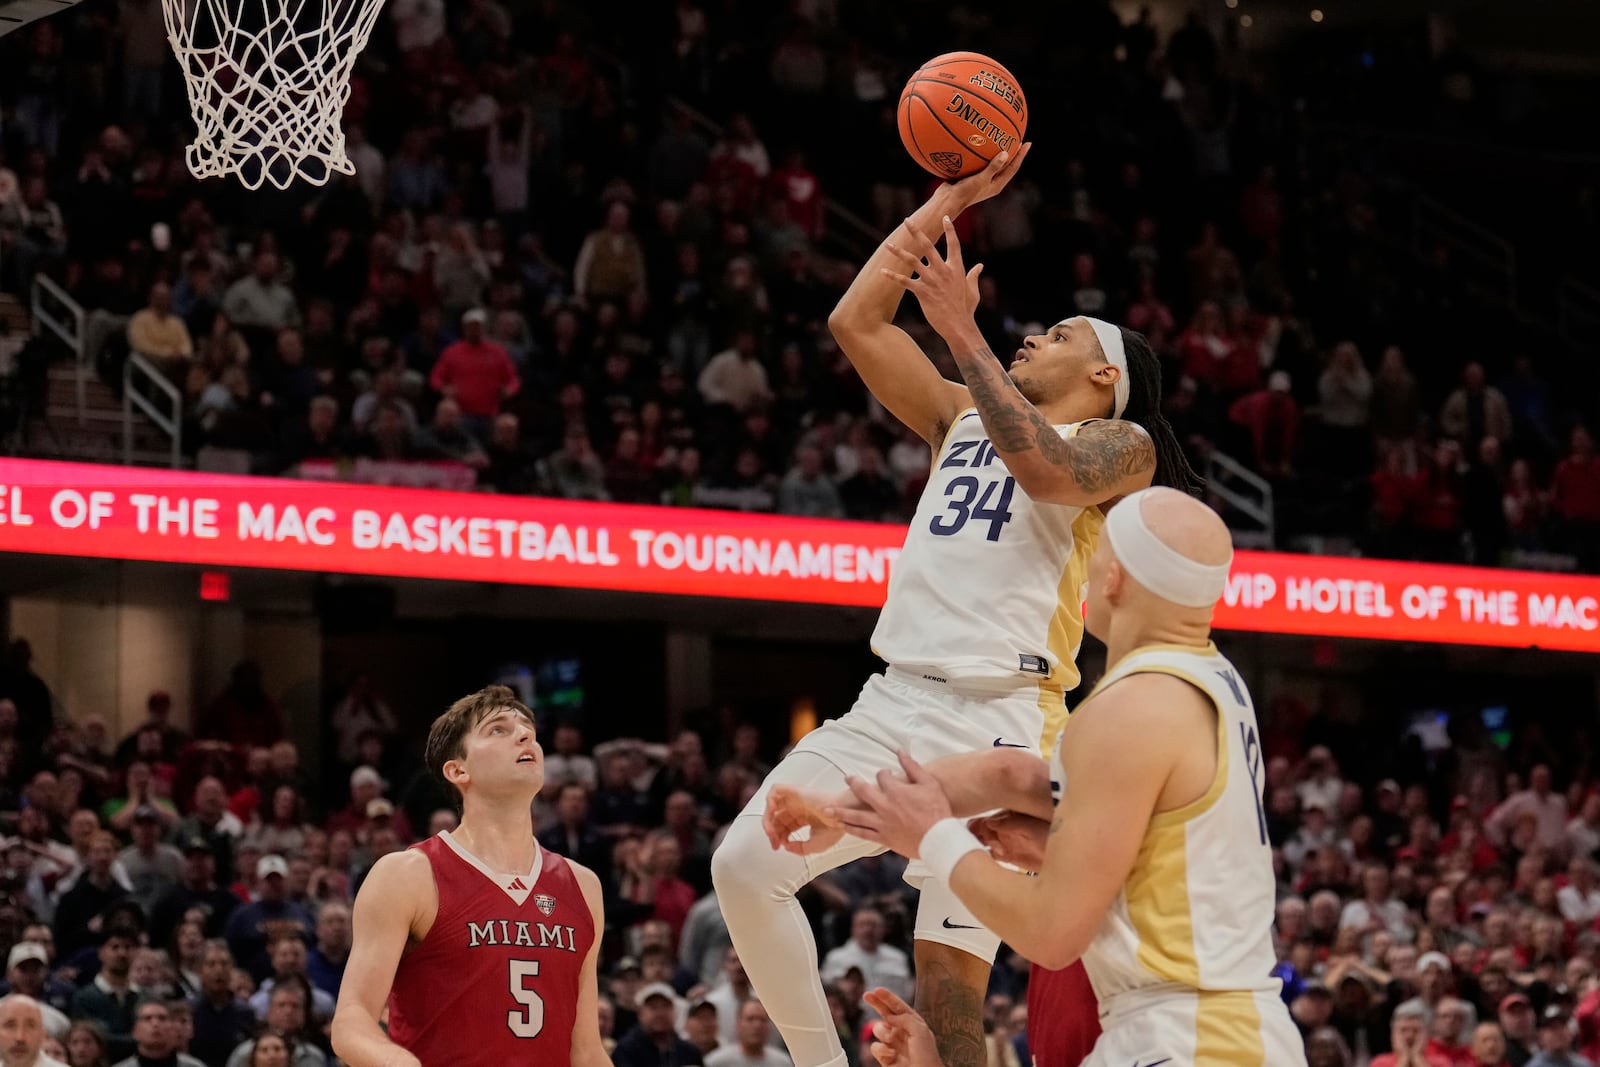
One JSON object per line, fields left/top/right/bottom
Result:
{"left": 898, "top": 52, "right": 1028, "bottom": 180}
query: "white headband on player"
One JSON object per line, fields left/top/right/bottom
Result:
{"left": 1082, "top": 317, "right": 1131, "bottom": 420}
{"left": 1103, "top": 489, "right": 1232, "bottom": 608}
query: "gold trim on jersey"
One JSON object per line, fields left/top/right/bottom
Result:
{"left": 1194, "top": 992, "right": 1266, "bottom": 1064}
{"left": 1036, "top": 506, "right": 1101, "bottom": 756}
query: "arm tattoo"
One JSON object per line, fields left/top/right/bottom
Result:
{"left": 917, "top": 962, "right": 987, "bottom": 1067}
{"left": 953, "top": 346, "right": 1156, "bottom": 493}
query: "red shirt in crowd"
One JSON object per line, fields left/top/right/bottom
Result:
{"left": 430, "top": 339, "right": 521, "bottom": 419}
{"left": 1370, "top": 1049, "right": 1451, "bottom": 1067}
{"left": 1552, "top": 453, "right": 1600, "bottom": 523}
{"left": 771, "top": 160, "right": 824, "bottom": 239}
{"left": 1425, "top": 1037, "right": 1474, "bottom": 1067}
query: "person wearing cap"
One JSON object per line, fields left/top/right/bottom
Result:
{"left": 148, "top": 837, "right": 239, "bottom": 948}
{"left": 793, "top": 492, "right": 1303, "bottom": 1067}
{"left": 682, "top": 999, "right": 720, "bottom": 1059}
{"left": 118, "top": 808, "right": 185, "bottom": 919}
{"left": 428, "top": 308, "right": 520, "bottom": 425}
{"left": 3, "top": 947, "right": 67, "bottom": 1041}
{"left": 704, "top": 1001, "right": 789, "bottom": 1067}
{"left": 1296, "top": 747, "right": 1345, "bottom": 816}
{"left": 0, "top": 993, "right": 67, "bottom": 1067}
{"left": 327, "top": 768, "right": 410, "bottom": 842}
{"left": 221, "top": 857, "right": 312, "bottom": 979}
{"left": 612, "top": 982, "right": 702, "bottom": 1067}
{"left": 725, "top": 149, "right": 1204, "bottom": 1067}
{"left": 1528, "top": 1006, "right": 1591, "bottom": 1067}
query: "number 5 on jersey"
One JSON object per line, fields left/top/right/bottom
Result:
{"left": 929, "top": 475, "right": 1016, "bottom": 541}
{"left": 508, "top": 960, "right": 544, "bottom": 1037}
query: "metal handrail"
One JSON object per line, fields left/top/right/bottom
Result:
{"left": 1206, "top": 448, "right": 1275, "bottom": 549}
{"left": 1559, "top": 276, "right": 1600, "bottom": 348}
{"left": 1412, "top": 194, "right": 1518, "bottom": 310}
{"left": 123, "top": 352, "right": 181, "bottom": 468}
{"left": 666, "top": 97, "right": 879, "bottom": 260}
{"left": 30, "top": 274, "right": 85, "bottom": 423}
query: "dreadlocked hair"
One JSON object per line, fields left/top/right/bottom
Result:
{"left": 1117, "top": 327, "right": 1206, "bottom": 497}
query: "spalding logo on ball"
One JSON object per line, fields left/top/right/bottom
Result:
{"left": 899, "top": 51, "right": 1028, "bottom": 179}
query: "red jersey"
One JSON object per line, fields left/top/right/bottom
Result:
{"left": 389, "top": 833, "right": 594, "bottom": 1066}
{"left": 1026, "top": 962, "right": 1100, "bottom": 1066}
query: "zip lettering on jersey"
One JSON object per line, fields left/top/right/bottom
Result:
{"left": 467, "top": 920, "right": 581, "bottom": 952}
{"left": 1215, "top": 668, "right": 1246, "bottom": 706}
{"left": 939, "top": 439, "right": 1004, "bottom": 469}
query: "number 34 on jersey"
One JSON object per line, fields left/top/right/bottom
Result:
{"left": 929, "top": 437, "right": 1015, "bottom": 542}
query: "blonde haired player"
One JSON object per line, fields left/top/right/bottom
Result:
{"left": 792, "top": 488, "right": 1305, "bottom": 1067}
{"left": 711, "top": 147, "right": 1204, "bottom": 1067}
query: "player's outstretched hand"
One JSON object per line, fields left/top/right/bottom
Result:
{"left": 863, "top": 988, "right": 942, "bottom": 1067}
{"left": 968, "top": 811, "right": 1050, "bottom": 871}
{"left": 881, "top": 215, "right": 981, "bottom": 343}
{"left": 947, "top": 142, "right": 1033, "bottom": 208}
{"left": 765, "top": 785, "right": 850, "bottom": 854}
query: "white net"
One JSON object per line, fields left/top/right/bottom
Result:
{"left": 162, "top": 0, "right": 384, "bottom": 190}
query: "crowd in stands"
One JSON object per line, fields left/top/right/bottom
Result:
{"left": 0, "top": 1, "right": 1596, "bottom": 570}
{"left": 0, "top": 633, "right": 1592, "bottom": 1067}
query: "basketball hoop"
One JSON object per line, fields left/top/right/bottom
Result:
{"left": 162, "top": 0, "right": 384, "bottom": 189}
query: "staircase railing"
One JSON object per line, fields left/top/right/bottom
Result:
{"left": 1558, "top": 277, "right": 1600, "bottom": 350}
{"left": 668, "top": 98, "right": 878, "bottom": 262}
{"left": 1206, "top": 449, "right": 1275, "bottom": 549}
{"left": 123, "top": 352, "right": 181, "bottom": 468}
{"left": 30, "top": 274, "right": 85, "bottom": 424}
{"left": 1412, "top": 194, "right": 1518, "bottom": 311}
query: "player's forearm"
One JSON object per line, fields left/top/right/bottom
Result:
{"left": 831, "top": 185, "right": 971, "bottom": 331}
{"left": 947, "top": 852, "right": 1090, "bottom": 970}
{"left": 924, "top": 749, "right": 1054, "bottom": 821}
{"left": 331, "top": 1010, "right": 420, "bottom": 1067}
{"left": 947, "top": 332, "right": 1152, "bottom": 504}
{"left": 942, "top": 331, "right": 1080, "bottom": 498}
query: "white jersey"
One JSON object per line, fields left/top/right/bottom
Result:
{"left": 871, "top": 409, "right": 1103, "bottom": 738}
{"left": 1051, "top": 643, "right": 1283, "bottom": 1016}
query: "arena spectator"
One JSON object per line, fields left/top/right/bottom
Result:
{"left": 427, "top": 309, "right": 520, "bottom": 425}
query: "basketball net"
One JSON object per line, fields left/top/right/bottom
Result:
{"left": 162, "top": 0, "right": 383, "bottom": 189}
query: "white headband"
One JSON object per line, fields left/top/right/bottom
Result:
{"left": 1103, "top": 489, "right": 1232, "bottom": 608}
{"left": 1083, "top": 317, "right": 1131, "bottom": 419}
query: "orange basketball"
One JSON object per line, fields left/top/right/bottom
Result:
{"left": 898, "top": 52, "right": 1028, "bottom": 180}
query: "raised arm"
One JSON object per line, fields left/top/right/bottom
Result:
{"left": 331, "top": 851, "right": 431, "bottom": 1067}
{"left": 827, "top": 147, "right": 1031, "bottom": 445}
